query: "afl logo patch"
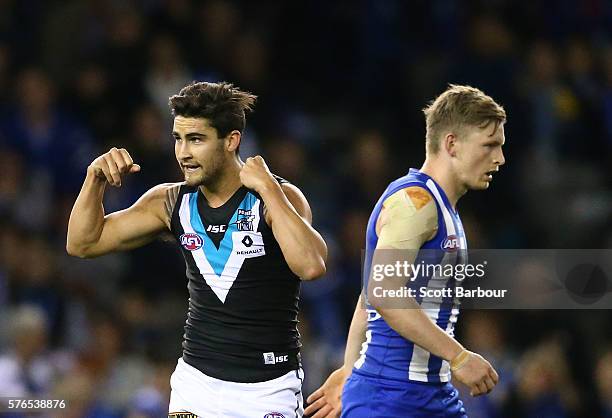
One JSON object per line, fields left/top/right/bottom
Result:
{"left": 180, "top": 233, "right": 203, "bottom": 251}
{"left": 264, "top": 414, "right": 286, "bottom": 418}
{"left": 441, "top": 235, "right": 460, "bottom": 252}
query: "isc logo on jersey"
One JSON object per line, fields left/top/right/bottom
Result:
{"left": 206, "top": 224, "right": 226, "bottom": 233}
{"left": 441, "top": 235, "right": 460, "bottom": 252}
{"left": 264, "top": 413, "right": 286, "bottom": 418}
{"left": 180, "top": 233, "right": 203, "bottom": 251}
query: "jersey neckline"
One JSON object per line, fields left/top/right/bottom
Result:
{"left": 408, "top": 168, "right": 458, "bottom": 215}
{"left": 198, "top": 186, "right": 249, "bottom": 211}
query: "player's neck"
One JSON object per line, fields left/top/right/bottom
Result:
{"left": 198, "top": 159, "right": 243, "bottom": 208}
{"left": 419, "top": 160, "right": 465, "bottom": 209}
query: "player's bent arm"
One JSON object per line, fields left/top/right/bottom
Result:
{"left": 368, "top": 187, "right": 465, "bottom": 361}
{"left": 67, "top": 174, "right": 173, "bottom": 258}
{"left": 369, "top": 187, "right": 498, "bottom": 395}
{"left": 375, "top": 304, "right": 498, "bottom": 395}
{"left": 261, "top": 182, "right": 327, "bottom": 280}
{"left": 374, "top": 303, "right": 464, "bottom": 360}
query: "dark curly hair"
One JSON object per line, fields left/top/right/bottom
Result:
{"left": 168, "top": 81, "right": 257, "bottom": 139}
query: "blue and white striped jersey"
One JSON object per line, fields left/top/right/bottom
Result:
{"left": 354, "top": 168, "right": 467, "bottom": 383}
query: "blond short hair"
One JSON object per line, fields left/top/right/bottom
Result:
{"left": 423, "top": 84, "right": 506, "bottom": 154}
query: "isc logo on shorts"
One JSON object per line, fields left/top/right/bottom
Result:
{"left": 180, "top": 233, "right": 204, "bottom": 251}
{"left": 441, "top": 235, "right": 459, "bottom": 252}
{"left": 264, "top": 413, "right": 286, "bottom": 418}
{"left": 263, "top": 352, "right": 288, "bottom": 365}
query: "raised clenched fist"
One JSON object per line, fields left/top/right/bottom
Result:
{"left": 88, "top": 147, "right": 141, "bottom": 187}
{"left": 239, "top": 155, "right": 275, "bottom": 193}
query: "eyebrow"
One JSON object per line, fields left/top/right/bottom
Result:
{"left": 172, "top": 132, "right": 207, "bottom": 138}
{"left": 485, "top": 138, "right": 504, "bottom": 145}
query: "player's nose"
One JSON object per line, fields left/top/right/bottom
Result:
{"left": 495, "top": 149, "right": 506, "bottom": 166}
{"left": 175, "top": 140, "right": 192, "bottom": 159}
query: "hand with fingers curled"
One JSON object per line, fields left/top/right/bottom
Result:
{"left": 451, "top": 349, "right": 499, "bottom": 396}
{"left": 239, "top": 155, "right": 276, "bottom": 194}
{"left": 304, "top": 367, "right": 348, "bottom": 418}
{"left": 88, "top": 147, "right": 141, "bottom": 187}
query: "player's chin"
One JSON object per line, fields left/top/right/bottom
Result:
{"left": 183, "top": 173, "right": 204, "bottom": 187}
{"left": 470, "top": 180, "right": 491, "bottom": 190}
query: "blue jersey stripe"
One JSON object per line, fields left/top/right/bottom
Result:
{"left": 188, "top": 192, "right": 246, "bottom": 277}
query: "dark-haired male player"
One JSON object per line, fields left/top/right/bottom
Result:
{"left": 67, "top": 81, "right": 327, "bottom": 418}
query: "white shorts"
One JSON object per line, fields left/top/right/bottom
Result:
{"left": 168, "top": 358, "right": 304, "bottom": 418}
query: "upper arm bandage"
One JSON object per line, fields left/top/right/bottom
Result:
{"left": 377, "top": 186, "right": 438, "bottom": 249}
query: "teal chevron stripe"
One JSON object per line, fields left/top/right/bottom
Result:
{"left": 188, "top": 192, "right": 257, "bottom": 277}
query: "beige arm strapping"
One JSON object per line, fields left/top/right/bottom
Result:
{"left": 377, "top": 186, "right": 438, "bottom": 249}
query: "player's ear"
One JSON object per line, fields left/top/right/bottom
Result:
{"left": 444, "top": 133, "right": 457, "bottom": 157}
{"left": 226, "top": 130, "right": 241, "bottom": 153}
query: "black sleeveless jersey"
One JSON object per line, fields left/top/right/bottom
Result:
{"left": 167, "top": 180, "right": 302, "bottom": 383}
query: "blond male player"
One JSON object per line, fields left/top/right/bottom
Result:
{"left": 306, "top": 85, "right": 505, "bottom": 418}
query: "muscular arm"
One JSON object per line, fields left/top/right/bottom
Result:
{"left": 260, "top": 181, "right": 327, "bottom": 280}
{"left": 369, "top": 186, "right": 464, "bottom": 361}
{"left": 66, "top": 163, "right": 177, "bottom": 258}
{"left": 239, "top": 156, "right": 327, "bottom": 280}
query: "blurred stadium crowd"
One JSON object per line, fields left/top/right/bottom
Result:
{"left": 0, "top": 1, "right": 611, "bottom": 417}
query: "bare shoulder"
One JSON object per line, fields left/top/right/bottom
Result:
{"left": 136, "top": 182, "right": 183, "bottom": 203}
{"left": 280, "top": 182, "right": 312, "bottom": 221}
{"left": 260, "top": 181, "right": 313, "bottom": 225}
{"left": 280, "top": 182, "right": 307, "bottom": 202}
{"left": 134, "top": 182, "right": 184, "bottom": 227}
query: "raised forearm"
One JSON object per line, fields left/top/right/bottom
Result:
{"left": 259, "top": 182, "right": 327, "bottom": 280}
{"left": 66, "top": 169, "right": 107, "bottom": 256}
